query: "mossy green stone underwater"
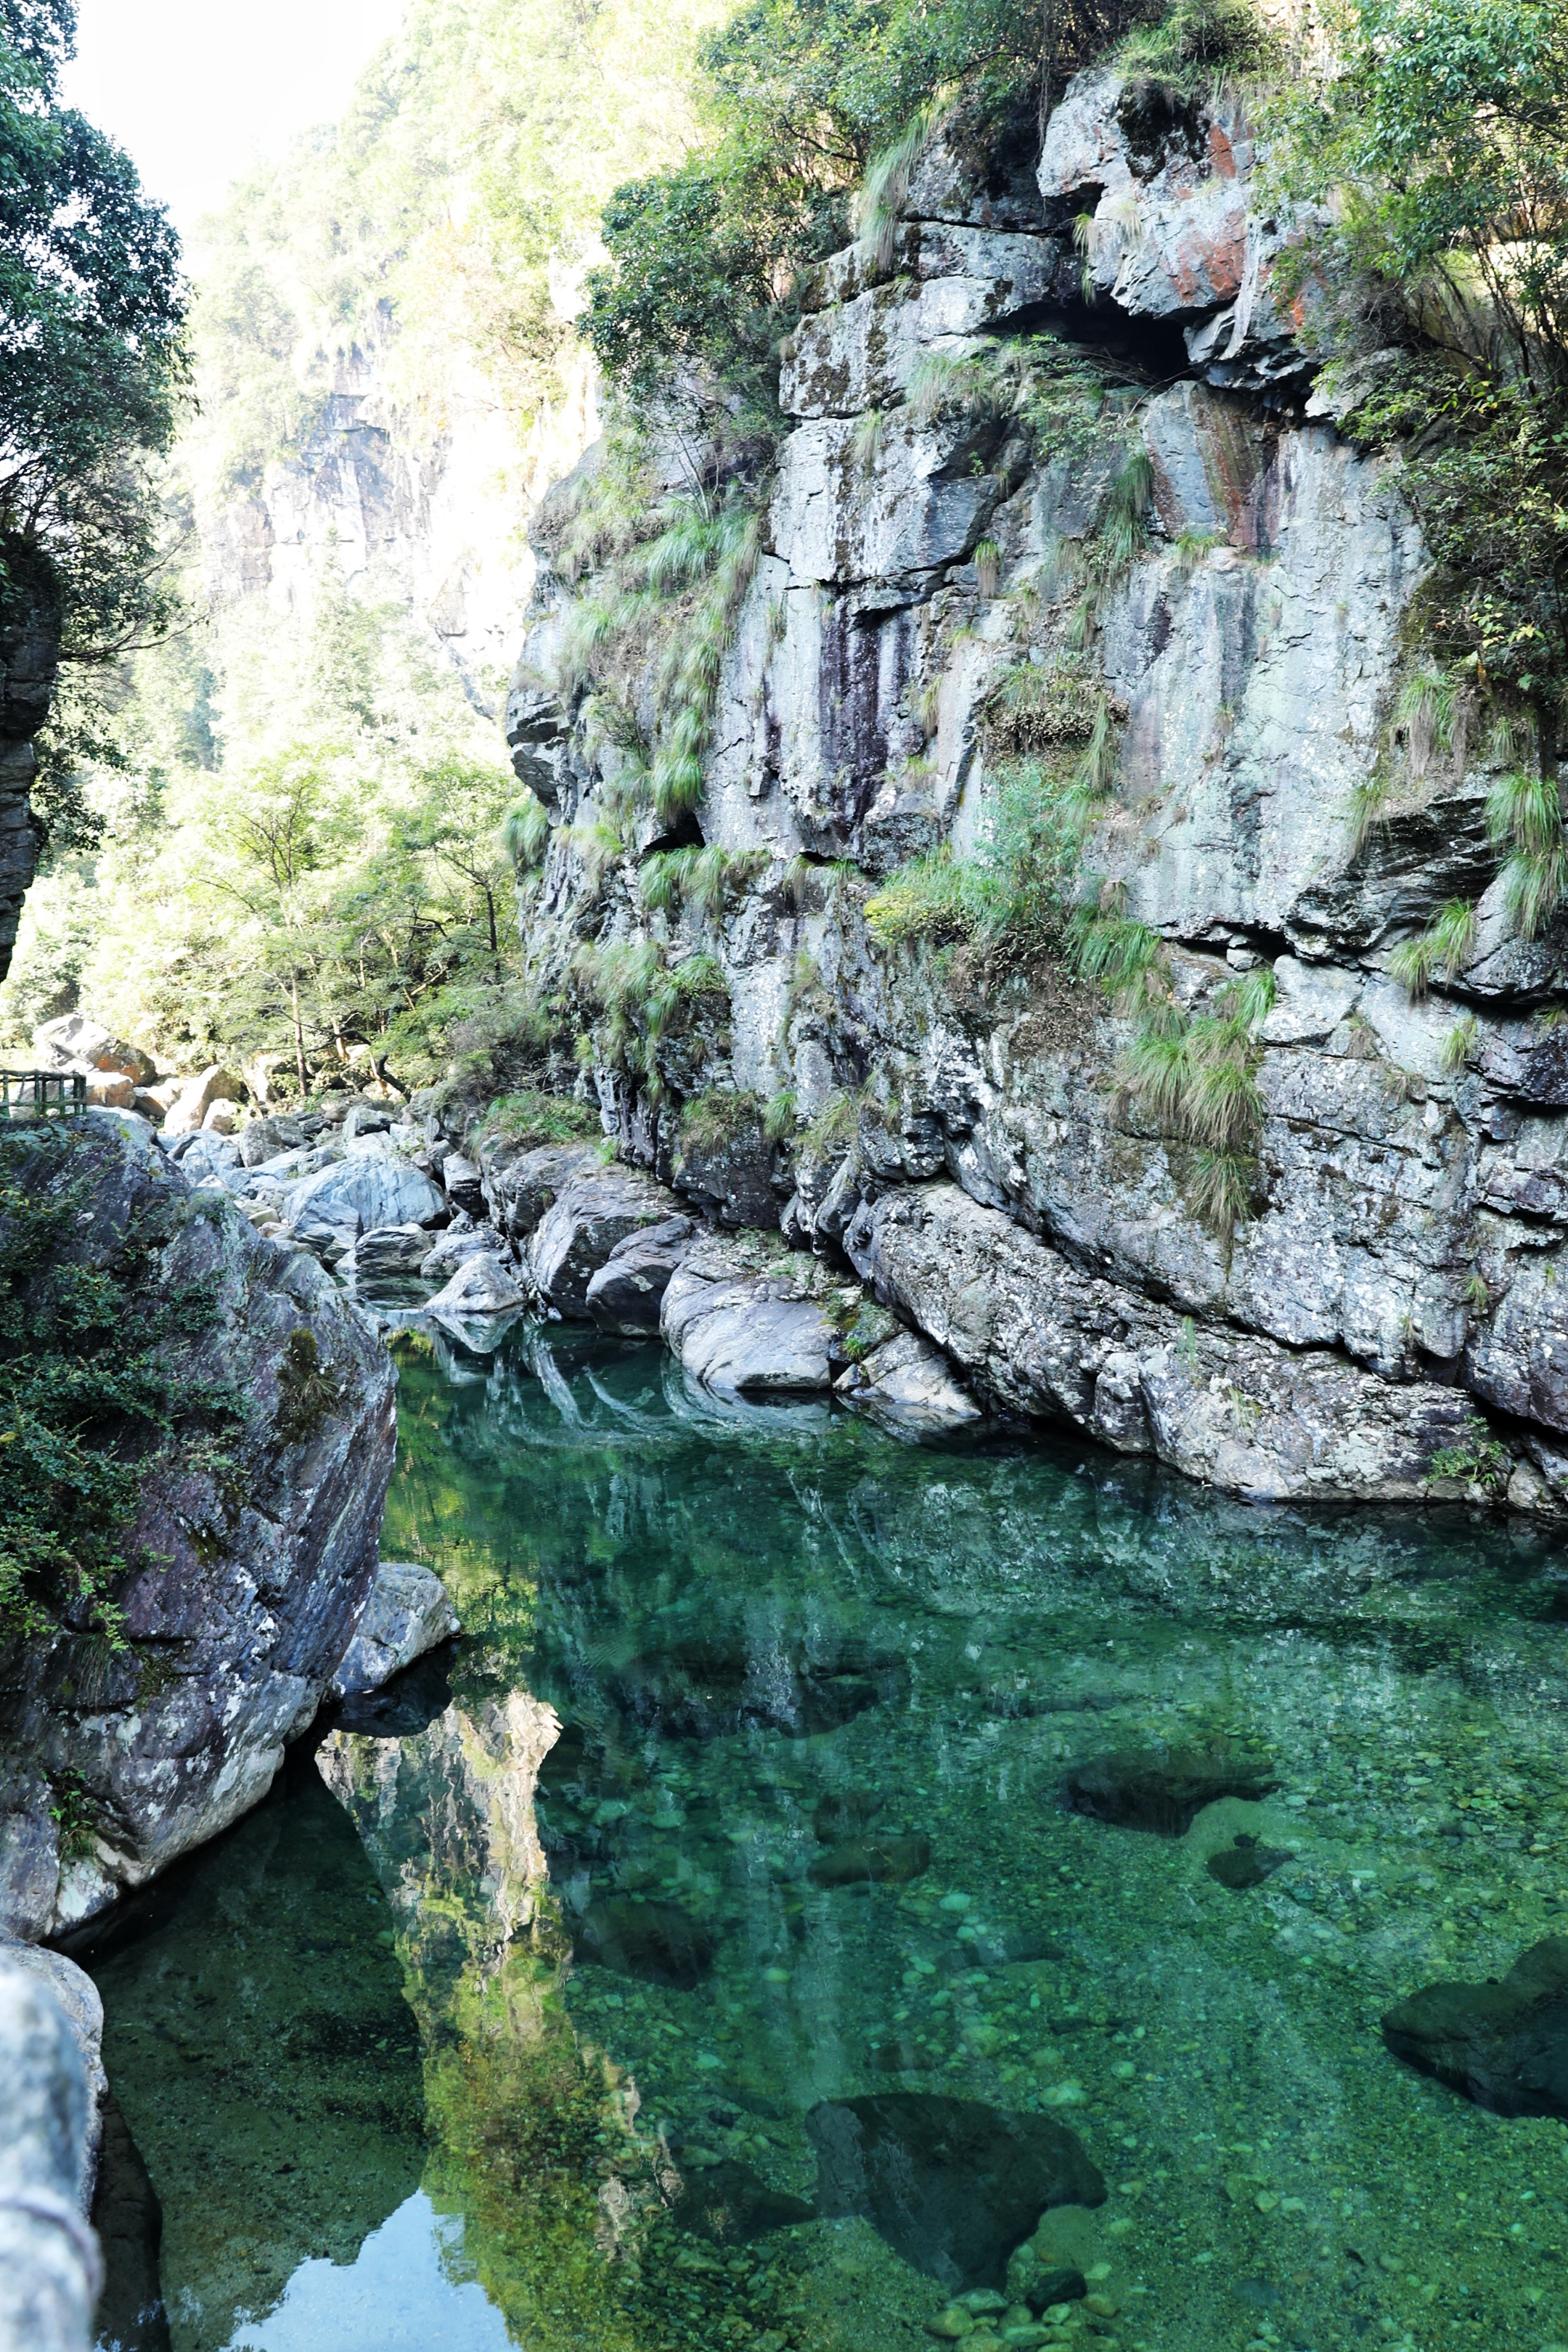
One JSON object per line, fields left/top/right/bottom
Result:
{"left": 86, "top": 1323, "right": 1568, "bottom": 2351}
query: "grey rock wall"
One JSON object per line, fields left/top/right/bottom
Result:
{"left": 498, "top": 67, "right": 1568, "bottom": 1515}
{"left": 0, "top": 1951, "right": 101, "bottom": 2352}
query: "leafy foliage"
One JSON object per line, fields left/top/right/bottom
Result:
{"left": 0, "top": 0, "right": 186, "bottom": 828}
{"left": 584, "top": 0, "right": 1145, "bottom": 412}
{"left": 2, "top": 579, "right": 522, "bottom": 1095}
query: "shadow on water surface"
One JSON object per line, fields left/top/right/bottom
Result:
{"left": 82, "top": 1320, "right": 1568, "bottom": 2352}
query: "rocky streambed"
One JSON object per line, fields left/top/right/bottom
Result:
{"left": 68, "top": 1313, "right": 1568, "bottom": 2352}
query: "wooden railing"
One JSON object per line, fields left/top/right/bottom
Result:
{"left": 0, "top": 1069, "right": 89, "bottom": 1119}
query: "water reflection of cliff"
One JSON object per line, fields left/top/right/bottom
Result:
{"left": 319, "top": 1691, "right": 658, "bottom": 2349}
{"left": 84, "top": 1749, "right": 427, "bottom": 2352}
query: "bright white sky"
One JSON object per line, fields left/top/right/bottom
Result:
{"left": 60, "top": 0, "right": 409, "bottom": 248}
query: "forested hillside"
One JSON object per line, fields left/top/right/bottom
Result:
{"left": 0, "top": 0, "right": 722, "bottom": 1088}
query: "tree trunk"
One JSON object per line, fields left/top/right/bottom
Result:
{"left": 290, "top": 973, "right": 308, "bottom": 1098}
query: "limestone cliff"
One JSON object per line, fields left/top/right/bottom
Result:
{"left": 496, "top": 71, "right": 1568, "bottom": 1516}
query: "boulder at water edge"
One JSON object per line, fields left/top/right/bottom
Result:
{"left": 330, "top": 1564, "right": 460, "bottom": 1699}
{"left": 0, "top": 1117, "right": 397, "bottom": 1938}
{"left": 584, "top": 1214, "right": 695, "bottom": 1335}
{"left": 426, "top": 1251, "right": 527, "bottom": 1315}
{"left": 0, "top": 1951, "right": 101, "bottom": 2352}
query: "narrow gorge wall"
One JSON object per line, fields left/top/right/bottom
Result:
{"left": 499, "top": 71, "right": 1568, "bottom": 1516}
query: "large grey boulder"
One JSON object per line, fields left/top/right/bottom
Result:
{"left": 352, "top": 1225, "right": 432, "bottom": 1279}
{"left": 661, "top": 1233, "right": 843, "bottom": 1394}
{"left": 282, "top": 1154, "right": 448, "bottom": 1244}
{"left": 0, "top": 1949, "right": 103, "bottom": 2213}
{"left": 477, "top": 1138, "right": 600, "bottom": 1249}
{"left": 427, "top": 1251, "right": 528, "bottom": 1316}
{"left": 438, "top": 1152, "right": 486, "bottom": 1218}
{"left": 330, "top": 1564, "right": 459, "bottom": 1699}
{"left": 419, "top": 1224, "right": 496, "bottom": 1283}
{"left": 0, "top": 1119, "right": 398, "bottom": 1938}
{"left": 585, "top": 1215, "right": 696, "bottom": 1336}
{"left": 845, "top": 1181, "right": 1498, "bottom": 1506}
{"left": 0, "top": 1951, "right": 102, "bottom": 2352}
{"left": 528, "top": 1163, "right": 678, "bottom": 1316}
{"left": 162, "top": 1066, "right": 240, "bottom": 1138}
{"left": 33, "top": 1016, "right": 154, "bottom": 1088}
{"left": 237, "top": 1112, "right": 306, "bottom": 1167}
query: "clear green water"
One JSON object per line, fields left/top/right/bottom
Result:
{"left": 86, "top": 1322, "right": 1568, "bottom": 2352}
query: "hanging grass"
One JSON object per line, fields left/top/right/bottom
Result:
{"left": 1487, "top": 768, "right": 1568, "bottom": 940}
{"left": 850, "top": 104, "right": 941, "bottom": 277}
{"left": 500, "top": 797, "right": 551, "bottom": 870}
{"left": 1388, "top": 898, "right": 1479, "bottom": 997}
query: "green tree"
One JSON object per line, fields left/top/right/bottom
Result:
{"left": 584, "top": 0, "right": 1156, "bottom": 409}
{"left": 0, "top": 1, "right": 184, "bottom": 648}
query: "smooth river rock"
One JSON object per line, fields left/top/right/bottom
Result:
{"left": 528, "top": 1163, "right": 674, "bottom": 1315}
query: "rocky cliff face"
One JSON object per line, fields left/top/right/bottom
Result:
{"left": 497, "top": 70, "right": 1568, "bottom": 1516}
{"left": 203, "top": 330, "right": 587, "bottom": 711}
{"left": 0, "top": 1116, "right": 398, "bottom": 1940}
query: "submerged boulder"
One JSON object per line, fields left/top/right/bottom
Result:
{"left": 613, "top": 1635, "right": 905, "bottom": 1741}
{"left": 807, "top": 2093, "right": 1105, "bottom": 2291}
{"left": 1382, "top": 1937, "right": 1568, "bottom": 2115}
{"left": 1061, "top": 1749, "right": 1278, "bottom": 1836}
{"left": 1206, "top": 1835, "right": 1293, "bottom": 1891}
{"left": 573, "top": 1897, "right": 715, "bottom": 1988}
{"left": 660, "top": 2155, "right": 814, "bottom": 2245}
{"left": 809, "top": 1832, "right": 931, "bottom": 1887}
